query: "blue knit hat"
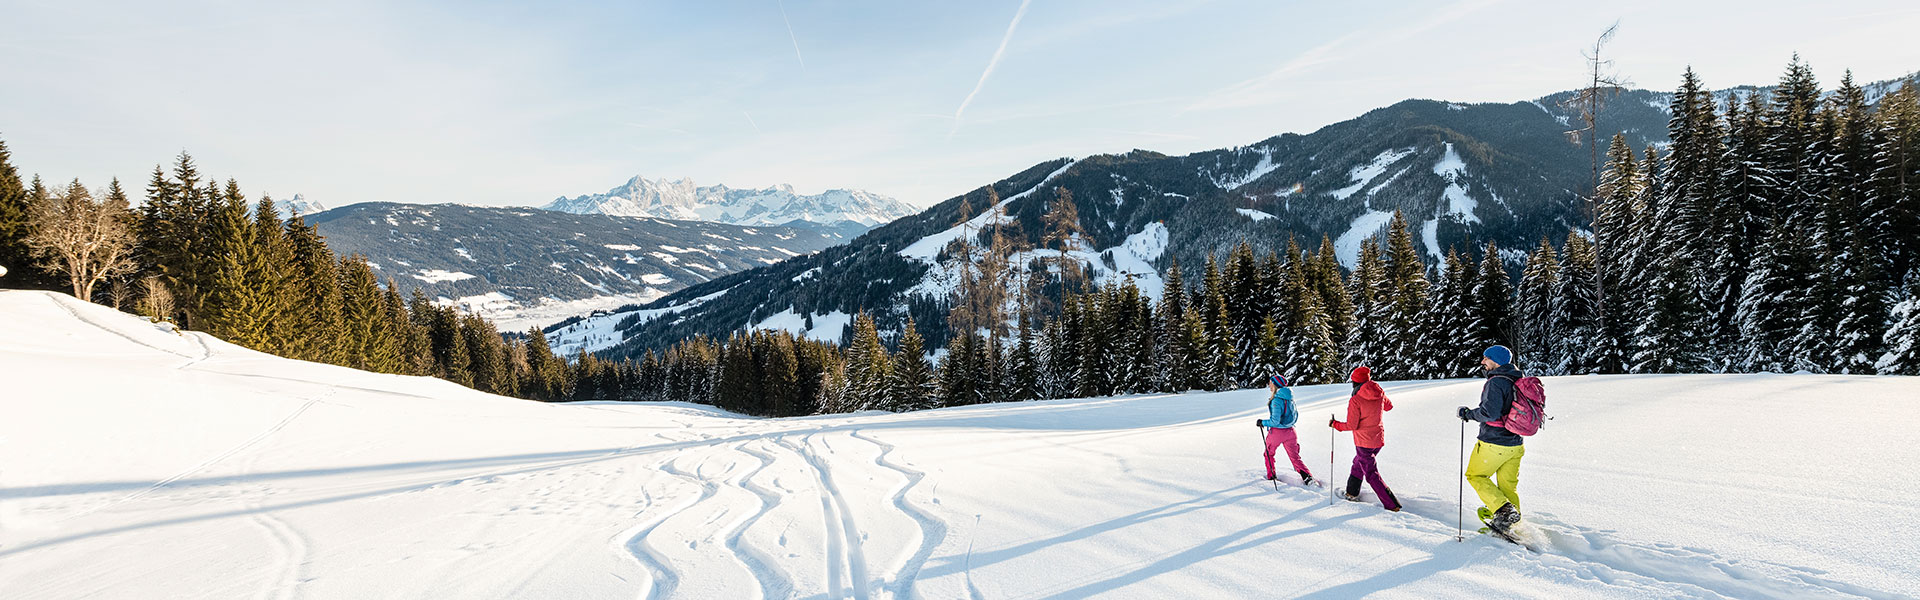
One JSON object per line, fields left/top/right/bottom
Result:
{"left": 1484, "top": 345, "right": 1513, "bottom": 366}
{"left": 1269, "top": 374, "right": 1288, "bottom": 388}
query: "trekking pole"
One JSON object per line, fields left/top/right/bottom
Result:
{"left": 1329, "top": 415, "right": 1336, "bottom": 506}
{"left": 1259, "top": 425, "right": 1275, "bottom": 490}
{"left": 1457, "top": 418, "right": 1466, "bottom": 542}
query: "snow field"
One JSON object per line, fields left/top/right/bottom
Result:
{"left": 2, "top": 289, "right": 1916, "bottom": 599}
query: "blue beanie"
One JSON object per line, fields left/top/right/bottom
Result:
{"left": 1484, "top": 345, "right": 1513, "bottom": 366}
{"left": 1269, "top": 374, "right": 1288, "bottom": 388}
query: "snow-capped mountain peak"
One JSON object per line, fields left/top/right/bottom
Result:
{"left": 542, "top": 176, "right": 916, "bottom": 229}
{"left": 275, "top": 194, "right": 327, "bottom": 220}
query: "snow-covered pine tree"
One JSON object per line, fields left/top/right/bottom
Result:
{"left": 1227, "top": 242, "right": 1264, "bottom": 383}
{"left": 1075, "top": 287, "right": 1110, "bottom": 398}
{"left": 936, "top": 332, "right": 972, "bottom": 407}
{"left": 890, "top": 317, "right": 937, "bottom": 410}
{"left": 1202, "top": 278, "right": 1237, "bottom": 390}
{"left": 1380, "top": 211, "right": 1429, "bottom": 380}
{"left": 1419, "top": 249, "right": 1477, "bottom": 379}
{"left": 1593, "top": 134, "right": 1645, "bottom": 374}
{"left": 1312, "top": 236, "right": 1355, "bottom": 353}
{"left": 846, "top": 313, "right": 891, "bottom": 410}
{"left": 1345, "top": 238, "right": 1392, "bottom": 369}
{"left": 1473, "top": 241, "right": 1516, "bottom": 351}
{"left": 1870, "top": 83, "right": 1920, "bottom": 283}
{"left": 1249, "top": 317, "right": 1284, "bottom": 384}
{"left": 1878, "top": 280, "right": 1920, "bottom": 375}
{"left": 1008, "top": 314, "right": 1042, "bottom": 401}
{"left": 1125, "top": 282, "right": 1157, "bottom": 394}
{"left": 1156, "top": 259, "right": 1194, "bottom": 392}
{"left": 1823, "top": 73, "right": 1894, "bottom": 373}
{"left": 1516, "top": 238, "right": 1561, "bottom": 373}
{"left": 1554, "top": 231, "right": 1602, "bottom": 374}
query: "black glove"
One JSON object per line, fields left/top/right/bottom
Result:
{"left": 1457, "top": 406, "right": 1472, "bottom": 421}
{"left": 1254, "top": 418, "right": 1265, "bottom": 427}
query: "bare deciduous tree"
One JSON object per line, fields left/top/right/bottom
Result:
{"left": 25, "top": 179, "right": 138, "bottom": 302}
{"left": 1562, "top": 21, "right": 1632, "bottom": 200}
{"left": 139, "top": 275, "right": 175, "bottom": 321}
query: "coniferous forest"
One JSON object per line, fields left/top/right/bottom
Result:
{"left": 3, "top": 59, "right": 1917, "bottom": 417}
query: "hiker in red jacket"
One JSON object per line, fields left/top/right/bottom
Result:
{"left": 1329, "top": 366, "right": 1400, "bottom": 511}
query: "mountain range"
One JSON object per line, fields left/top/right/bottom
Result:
{"left": 569, "top": 72, "right": 1917, "bottom": 357}
{"left": 542, "top": 176, "right": 917, "bottom": 236}
{"left": 304, "top": 203, "right": 851, "bottom": 329}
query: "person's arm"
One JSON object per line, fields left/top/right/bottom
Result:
{"left": 1258, "top": 392, "right": 1276, "bottom": 427}
{"left": 1331, "top": 399, "right": 1359, "bottom": 431}
{"left": 1462, "top": 378, "right": 1509, "bottom": 423}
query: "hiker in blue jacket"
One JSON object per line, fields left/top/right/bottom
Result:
{"left": 1457, "top": 345, "right": 1526, "bottom": 535}
{"left": 1256, "top": 375, "right": 1315, "bottom": 486}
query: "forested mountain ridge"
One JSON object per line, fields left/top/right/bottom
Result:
{"left": 572, "top": 70, "right": 1916, "bottom": 359}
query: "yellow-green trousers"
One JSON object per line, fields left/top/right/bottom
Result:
{"left": 1465, "top": 440, "right": 1524, "bottom": 512}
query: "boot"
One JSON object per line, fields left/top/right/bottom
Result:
{"left": 1338, "top": 476, "right": 1363, "bottom": 501}
{"left": 1489, "top": 502, "right": 1521, "bottom": 534}
{"left": 1297, "top": 470, "right": 1317, "bottom": 488}
{"left": 1380, "top": 487, "right": 1401, "bottom": 512}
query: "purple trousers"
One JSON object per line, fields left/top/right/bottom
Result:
{"left": 1350, "top": 446, "right": 1401, "bottom": 511}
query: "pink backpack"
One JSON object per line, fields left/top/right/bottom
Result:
{"left": 1490, "top": 375, "right": 1547, "bottom": 436}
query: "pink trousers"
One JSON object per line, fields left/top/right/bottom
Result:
{"left": 1263, "top": 427, "right": 1311, "bottom": 479}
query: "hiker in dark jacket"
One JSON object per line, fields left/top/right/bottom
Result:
{"left": 1457, "top": 345, "right": 1525, "bottom": 533}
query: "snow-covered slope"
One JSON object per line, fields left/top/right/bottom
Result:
{"left": 544, "top": 176, "right": 917, "bottom": 230}
{"left": 3, "top": 289, "right": 1914, "bottom": 599}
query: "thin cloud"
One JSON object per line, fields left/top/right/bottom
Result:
{"left": 950, "top": 0, "right": 1034, "bottom": 139}
{"left": 777, "top": 0, "right": 805, "bottom": 69}
{"left": 1183, "top": 0, "right": 1506, "bottom": 113}
{"left": 743, "top": 111, "right": 762, "bottom": 133}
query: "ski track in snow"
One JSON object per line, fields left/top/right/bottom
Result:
{"left": 730, "top": 441, "right": 799, "bottom": 600}
{"left": 785, "top": 434, "right": 872, "bottom": 600}
{"left": 848, "top": 430, "right": 947, "bottom": 600}
{"left": 619, "top": 455, "right": 708, "bottom": 600}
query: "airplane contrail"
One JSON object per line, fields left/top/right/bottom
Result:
{"left": 778, "top": 0, "right": 805, "bottom": 69}
{"left": 950, "top": 0, "right": 1033, "bottom": 139}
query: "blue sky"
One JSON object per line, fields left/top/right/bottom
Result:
{"left": 3, "top": 0, "right": 1916, "bottom": 208}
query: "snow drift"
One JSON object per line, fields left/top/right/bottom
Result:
{"left": 1, "top": 289, "right": 1914, "bottom": 599}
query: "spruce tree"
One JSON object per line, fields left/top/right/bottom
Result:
{"left": 1516, "top": 238, "right": 1561, "bottom": 372}
{"left": 1156, "top": 259, "right": 1194, "bottom": 392}
{"left": 1379, "top": 211, "right": 1429, "bottom": 380}
{"left": 763, "top": 334, "right": 800, "bottom": 415}
{"left": 1593, "top": 135, "right": 1647, "bottom": 373}
{"left": 0, "top": 137, "right": 46, "bottom": 289}
{"left": 200, "top": 186, "right": 264, "bottom": 345}
{"left": 1554, "top": 232, "right": 1603, "bottom": 374}
{"left": 337, "top": 256, "right": 388, "bottom": 372}
{"left": 387, "top": 283, "right": 433, "bottom": 376}
{"left": 1249, "top": 317, "right": 1284, "bottom": 383}
{"left": 1878, "top": 281, "right": 1920, "bottom": 375}
{"left": 1472, "top": 242, "right": 1515, "bottom": 352}
{"left": 1008, "top": 313, "right": 1042, "bottom": 401}
{"left": 845, "top": 312, "right": 891, "bottom": 410}
{"left": 1345, "top": 238, "right": 1392, "bottom": 369}
{"left": 250, "top": 196, "right": 295, "bottom": 355}
{"left": 284, "top": 216, "right": 344, "bottom": 364}
{"left": 1312, "top": 236, "right": 1355, "bottom": 350}
{"left": 1869, "top": 83, "right": 1919, "bottom": 281}
{"left": 889, "top": 317, "right": 937, "bottom": 410}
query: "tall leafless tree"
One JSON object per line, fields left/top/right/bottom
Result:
{"left": 1562, "top": 21, "right": 1631, "bottom": 202}
{"left": 25, "top": 180, "right": 138, "bottom": 302}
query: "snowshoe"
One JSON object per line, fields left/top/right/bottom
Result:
{"left": 1480, "top": 503, "right": 1525, "bottom": 546}
{"left": 1297, "top": 471, "right": 1318, "bottom": 488}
